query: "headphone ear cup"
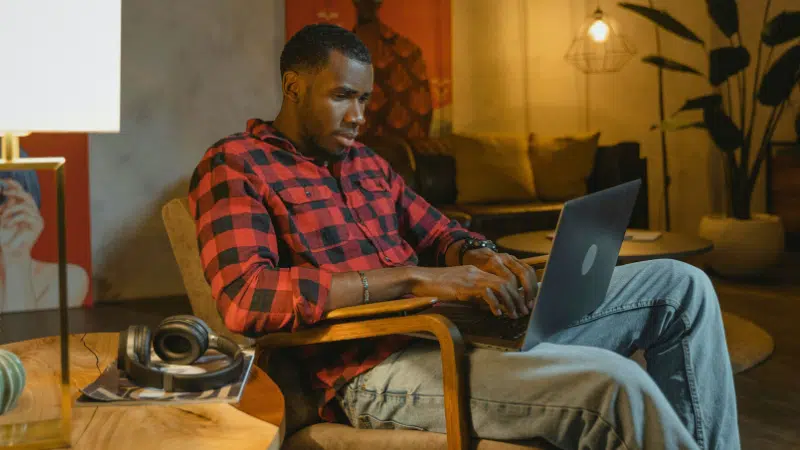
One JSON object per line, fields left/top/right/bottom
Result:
{"left": 153, "top": 315, "right": 208, "bottom": 365}
{"left": 133, "top": 325, "right": 152, "bottom": 366}
{"left": 117, "top": 327, "right": 130, "bottom": 370}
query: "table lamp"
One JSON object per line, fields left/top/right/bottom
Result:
{"left": 0, "top": 1, "right": 120, "bottom": 448}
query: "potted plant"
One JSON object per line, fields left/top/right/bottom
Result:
{"left": 618, "top": 0, "right": 799, "bottom": 277}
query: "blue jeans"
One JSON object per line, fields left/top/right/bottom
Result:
{"left": 337, "top": 259, "right": 740, "bottom": 450}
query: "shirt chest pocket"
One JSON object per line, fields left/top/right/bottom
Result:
{"left": 354, "top": 176, "right": 399, "bottom": 232}
{"left": 275, "top": 185, "right": 352, "bottom": 251}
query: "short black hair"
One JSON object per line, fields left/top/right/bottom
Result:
{"left": 280, "top": 23, "right": 371, "bottom": 76}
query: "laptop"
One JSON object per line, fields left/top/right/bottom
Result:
{"left": 420, "top": 179, "right": 642, "bottom": 352}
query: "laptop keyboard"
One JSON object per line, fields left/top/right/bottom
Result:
{"left": 437, "top": 307, "right": 530, "bottom": 341}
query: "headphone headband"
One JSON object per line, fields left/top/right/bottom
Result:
{"left": 117, "top": 315, "right": 245, "bottom": 392}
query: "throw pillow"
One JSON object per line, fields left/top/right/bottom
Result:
{"left": 444, "top": 132, "right": 537, "bottom": 204}
{"left": 528, "top": 131, "right": 601, "bottom": 201}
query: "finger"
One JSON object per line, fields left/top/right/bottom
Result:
{"left": 1, "top": 187, "right": 36, "bottom": 207}
{"left": 486, "top": 254, "right": 524, "bottom": 305}
{"left": 505, "top": 257, "right": 537, "bottom": 313}
{"left": 1, "top": 202, "right": 40, "bottom": 222}
{"left": 499, "top": 257, "right": 530, "bottom": 316}
{"left": 0, "top": 179, "right": 23, "bottom": 191}
{"left": 491, "top": 280, "right": 519, "bottom": 319}
{"left": 481, "top": 286, "right": 503, "bottom": 317}
{"left": 3, "top": 213, "right": 43, "bottom": 234}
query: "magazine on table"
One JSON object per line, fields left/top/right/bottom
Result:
{"left": 75, "top": 348, "right": 255, "bottom": 407}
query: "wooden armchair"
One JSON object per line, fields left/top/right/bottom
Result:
{"left": 162, "top": 197, "right": 556, "bottom": 450}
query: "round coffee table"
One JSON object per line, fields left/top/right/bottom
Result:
{"left": 0, "top": 333, "right": 284, "bottom": 449}
{"left": 497, "top": 229, "right": 714, "bottom": 263}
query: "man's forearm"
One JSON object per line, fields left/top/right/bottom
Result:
{"left": 326, "top": 267, "right": 417, "bottom": 313}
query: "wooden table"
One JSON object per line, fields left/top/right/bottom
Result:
{"left": 497, "top": 229, "right": 714, "bottom": 263}
{"left": 0, "top": 333, "right": 285, "bottom": 449}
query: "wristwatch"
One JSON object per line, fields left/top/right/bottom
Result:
{"left": 458, "top": 238, "right": 498, "bottom": 265}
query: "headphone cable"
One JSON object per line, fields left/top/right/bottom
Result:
{"left": 80, "top": 332, "right": 101, "bottom": 374}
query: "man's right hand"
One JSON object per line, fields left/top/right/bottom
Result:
{"left": 408, "top": 266, "right": 527, "bottom": 318}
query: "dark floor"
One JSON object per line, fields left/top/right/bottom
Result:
{"left": 711, "top": 253, "right": 800, "bottom": 450}
{"left": 1, "top": 258, "right": 798, "bottom": 449}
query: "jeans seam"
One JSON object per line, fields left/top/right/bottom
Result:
{"left": 568, "top": 298, "right": 681, "bottom": 327}
{"left": 351, "top": 390, "right": 632, "bottom": 450}
{"left": 679, "top": 313, "right": 706, "bottom": 448}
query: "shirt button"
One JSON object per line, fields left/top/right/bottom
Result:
{"left": 305, "top": 190, "right": 311, "bottom": 197}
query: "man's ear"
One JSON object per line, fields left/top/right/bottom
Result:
{"left": 282, "top": 71, "right": 304, "bottom": 103}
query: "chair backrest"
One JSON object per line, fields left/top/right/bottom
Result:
{"left": 161, "top": 197, "right": 254, "bottom": 347}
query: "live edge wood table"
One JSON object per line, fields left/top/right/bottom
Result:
{"left": 0, "top": 333, "right": 285, "bottom": 449}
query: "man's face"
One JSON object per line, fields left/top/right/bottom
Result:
{"left": 299, "top": 50, "right": 373, "bottom": 156}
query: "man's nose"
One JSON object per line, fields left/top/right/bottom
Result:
{"left": 344, "top": 100, "right": 366, "bottom": 126}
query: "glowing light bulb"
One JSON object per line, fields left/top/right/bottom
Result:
{"left": 588, "top": 19, "right": 609, "bottom": 42}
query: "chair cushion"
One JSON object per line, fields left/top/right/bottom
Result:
{"left": 283, "top": 423, "right": 560, "bottom": 450}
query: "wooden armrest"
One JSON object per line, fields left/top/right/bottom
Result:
{"left": 256, "top": 314, "right": 470, "bottom": 450}
{"left": 322, "top": 296, "right": 438, "bottom": 321}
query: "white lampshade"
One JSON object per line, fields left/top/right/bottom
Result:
{"left": 0, "top": 0, "right": 121, "bottom": 133}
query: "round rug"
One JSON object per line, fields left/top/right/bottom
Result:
{"left": 722, "top": 311, "right": 774, "bottom": 374}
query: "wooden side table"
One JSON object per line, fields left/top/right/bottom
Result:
{"left": 0, "top": 333, "right": 284, "bottom": 449}
{"left": 497, "top": 229, "right": 713, "bottom": 263}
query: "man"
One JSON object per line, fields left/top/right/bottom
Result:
{"left": 188, "top": 23, "right": 739, "bottom": 450}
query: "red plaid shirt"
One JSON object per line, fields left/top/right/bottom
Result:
{"left": 188, "top": 119, "right": 483, "bottom": 421}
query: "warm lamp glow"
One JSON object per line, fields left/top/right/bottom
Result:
{"left": 588, "top": 19, "right": 610, "bottom": 42}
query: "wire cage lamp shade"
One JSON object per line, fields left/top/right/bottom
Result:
{"left": 565, "top": 6, "right": 636, "bottom": 74}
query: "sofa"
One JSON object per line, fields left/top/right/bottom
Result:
{"left": 361, "top": 131, "right": 649, "bottom": 244}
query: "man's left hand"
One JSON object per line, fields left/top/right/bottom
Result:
{"left": 463, "top": 248, "right": 538, "bottom": 318}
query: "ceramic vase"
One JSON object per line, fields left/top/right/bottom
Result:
{"left": 0, "top": 349, "right": 26, "bottom": 415}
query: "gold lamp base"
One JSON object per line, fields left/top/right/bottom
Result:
{"left": 0, "top": 132, "right": 71, "bottom": 449}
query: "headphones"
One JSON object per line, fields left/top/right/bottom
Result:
{"left": 117, "top": 315, "right": 245, "bottom": 392}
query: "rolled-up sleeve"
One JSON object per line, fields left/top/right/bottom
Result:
{"left": 188, "top": 150, "right": 331, "bottom": 337}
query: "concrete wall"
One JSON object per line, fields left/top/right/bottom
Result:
{"left": 88, "top": 0, "right": 284, "bottom": 301}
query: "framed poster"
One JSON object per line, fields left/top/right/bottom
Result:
{"left": 0, "top": 133, "right": 93, "bottom": 312}
{"left": 285, "top": 0, "right": 452, "bottom": 138}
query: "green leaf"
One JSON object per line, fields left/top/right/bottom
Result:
{"left": 618, "top": 2, "right": 704, "bottom": 45}
{"left": 703, "top": 105, "right": 742, "bottom": 151}
{"left": 758, "top": 44, "right": 800, "bottom": 106}
{"left": 709, "top": 46, "right": 750, "bottom": 86}
{"left": 676, "top": 94, "right": 723, "bottom": 112}
{"left": 762, "top": 11, "right": 800, "bottom": 47}
{"left": 641, "top": 55, "right": 703, "bottom": 75}
{"left": 650, "top": 116, "right": 706, "bottom": 132}
{"left": 706, "top": 0, "right": 739, "bottom": 38}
